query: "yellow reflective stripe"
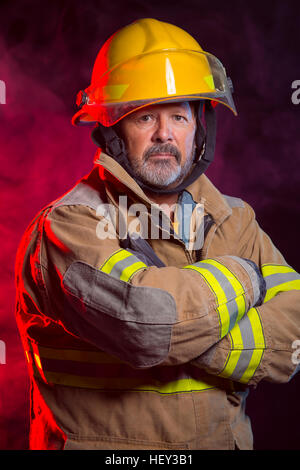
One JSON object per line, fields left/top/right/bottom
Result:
{"left": 139, "top": 377, "right": 215, "bottom": 393}
{"left": 184, "top": 264, "right": 229, "bottom": 338}
{"left": 220, "top": 350, "right": 264, "bottom": 385}
{"left": 100, "top": 249, "right": 132, "bottom": 274}
{"left": 239, "top": 349, "right": 264, "bottom": 384}
{"left": 219, "top": 326, "right": 243, "bottom": 378}
{"left": 218, "top": 305, "right": 231, "bottom": 339}
{"left": 262, "top": 264, "right": 300, "bottom": 302}
{"left": 31, "top": 342, "right": 236, "bottom": 393}
{"left": 183, "top": 259, "right": 246, "bottom": 338}
{"left": 202, "top": 259, "right": 245, "bottom": 296}
{"left": 235, "top": 295, "right": 247, "bottom": 322}
{"left": 184, "top": 265, "right": 227, "bottom": 302}
{"left": 218, "top": 308, "right": 266, "bottom": 384}
{"left": 33, "top": 370, "right": 226, "bottom": 394}
{"left": 262, "top": 264, "right": 295, "bottom": 277}
{"left": 203, "top": 259, "right": 246, "bottom": 323}
{"left": 248, "top": 307, "right": 265, "bottom": 348}
{"left": 230, "top": 322, "right": 243, "bottom": 348}
{"left": 221, "top": 350, "right": 242, "bottom": 379}
{"left": 34, "top": 353, "right": 42, "bottom": 370}
{"left": 25, "top": 350, "right": 30, "bottom": 363}
{"left": 48, "top": 373, "right": 214, "bottom": 393}
{"left": 99, "top": 249, "right": 147, "bottom": 282}
{"left": 119, "top": 261, "right": 147, "bottom": 282}
{"left": 38, "top": 346, "right": 122, "bottom": 364}
{"left": 27, "top": 341, "right": 47, "bottom": 382}
{"left": 264, "top": 279, "right": 300, "bottom": 302}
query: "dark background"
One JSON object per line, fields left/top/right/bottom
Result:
{"left": 0, "top": 0, "right": 299, "bottom": 450}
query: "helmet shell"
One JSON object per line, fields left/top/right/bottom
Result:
{"left": 72, "top": 18, "right": 236, "bottom": 126}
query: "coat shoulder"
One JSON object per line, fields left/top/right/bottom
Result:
{"left": 222, "top": 194, "right": 245, "bottom": 209}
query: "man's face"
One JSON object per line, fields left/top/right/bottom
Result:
{"left": 119, "top": 101, "right": 197, "bottom": 188}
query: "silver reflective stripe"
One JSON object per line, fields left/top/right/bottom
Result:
{"left": 229, "top": 256, "right": 261, "bottom": 306}
{"left": 195, "top": 261, "right": 239, "bottom": 330}
{"left": 262, "top": 264, "right": 300, "bottom": 302}
{"left": 109, "top": 254, "right": 142, "bottom": 280}
{"left": 265, "top": 272, "right": 300, "bottom": 290}
{"left": 218, "top": 307, "right": 265, "bottom": 384}
{"left": 100, "top": 249, "right": 147, "bottom": 282}
{"left": 239, "top": 315, "right": 256, "bottom": 348}
{"left": 229, "top": 315, "right": 255, "bottom": 381}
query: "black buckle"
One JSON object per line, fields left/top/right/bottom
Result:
{"left": 76, "top": 90, "right": 88, "bottom": 109}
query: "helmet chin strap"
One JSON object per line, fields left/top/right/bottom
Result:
{"left": 91, "top": 101, "right": 217, "bottom": 195}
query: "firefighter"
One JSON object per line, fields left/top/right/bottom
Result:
{"left": 15, "top": 18, "right": 300, "bottom": 450}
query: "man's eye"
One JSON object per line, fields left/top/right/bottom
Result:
{"left": 139, "top": 115, "right": 152, "bottom": 122}
{"left": 173, "top": 115, "right": 185, "bottom": 121}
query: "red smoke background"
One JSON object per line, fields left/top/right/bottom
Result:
{"left": 0, "top": 0, "right": 299, "bottom": 450}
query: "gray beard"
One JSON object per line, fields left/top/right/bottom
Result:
{"left": 128, "top": 145, "right": 195, "bottom": 188}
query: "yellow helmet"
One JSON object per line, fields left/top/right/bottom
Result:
{"left": 72, "top": 18, "right": 236, "bottom": 126}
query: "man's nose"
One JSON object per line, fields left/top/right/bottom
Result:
{"left": 151, "top": 117, "right": 173, "bottom": 143}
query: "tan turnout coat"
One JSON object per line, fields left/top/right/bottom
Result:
{"left": 15, "top": 150, "right": 300, "bottom": 450}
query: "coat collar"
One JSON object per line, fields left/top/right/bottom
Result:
{"left": 93, "top": 149, "right": 232, "bottom": 226}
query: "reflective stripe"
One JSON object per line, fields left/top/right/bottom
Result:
{"left": 99, "top": 249, "right": 147, "bottom": 282}
{"left": 27, "top": 342, "right": 234, "bottom": 394}
{"left": 261, "top": 264, "right": 295, "bottom": 277}
{"left": 218, "top": 308, "right": 265, "bottom": 384}
{"left": 25, "top": 350, "right": 30, "bottom": 364}
{"left": 26, "top": 341, "right": 48, "bottom": 383}
{"left": 262, "top": 264, "right": 300, "bottom": 302}
{"left": 33, "top": 371, "right": 219, "bottom": 394}
{"left": 265, "top": 272, "right": 300, "bottom": 290}
{"left": 183, "top": 259, "right": 246, "bottom": 338}
{"left": 201, "top": 259, "right": 246, "bottom": 324}
{"left": 218, "top": 264, "right": 300, "bottom": 384}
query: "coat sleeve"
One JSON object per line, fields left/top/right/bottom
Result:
{"left": 192, "top": 202, "right": 300, "bottom": 386}
{"left": 19, "top": 203, "right": 265, "bottom": 370}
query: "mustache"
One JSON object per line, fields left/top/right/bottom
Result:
{"left": 143, "top": 143, "right": 181, "bottom": 163}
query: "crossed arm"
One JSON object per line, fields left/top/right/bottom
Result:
{"left": 33, "top": 202, "right": 300, "bottom": 386}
